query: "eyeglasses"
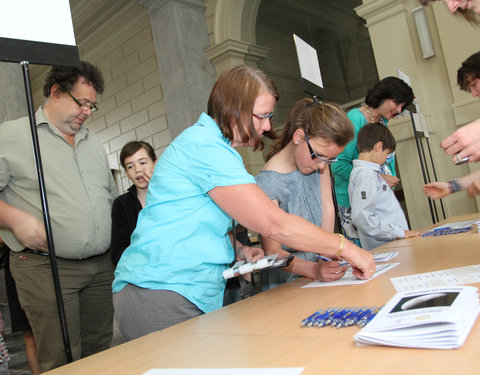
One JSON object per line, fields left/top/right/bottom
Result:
{"left": 67, "top": 92, "right": 98, "bottom": 113}
{"left": 252, "top": 112, "right": 274, "bottom": 120}
{"left": 304, "top": 135, "right": 338, "bottom": 164}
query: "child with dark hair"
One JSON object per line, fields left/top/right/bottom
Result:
{"left": 111, "top": 141, "right": 157, "bottom": 265}
{"left": 332, "top": 76, "right": 414, "bottom": 247}
{"left": 349, "top": 123, "right": 421, "bottom": 250}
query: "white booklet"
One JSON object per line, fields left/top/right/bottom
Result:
{"left": 354, "top": 286, "right": 480, "bottom": 349}
{"left": 223, "top": 254, "right": 294, "bottom": 279}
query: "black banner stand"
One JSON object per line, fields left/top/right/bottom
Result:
{"left": 20, "top": 61, "right": 73, "bottom": 363}
{"left": 0, "top": 30, "right": 81, "bottom": 363}
{"left": 407, "top": 104, "right": 446, "bottom": 224}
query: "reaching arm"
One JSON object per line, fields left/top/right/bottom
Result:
{"left": 208, "top": 183, "right": 375, "bottom": 279}
{"left": 424, "top": 168, "right": 480, "bottom": 199}
{"left": 440, "top": 118, "right": 480, "bottom": 162}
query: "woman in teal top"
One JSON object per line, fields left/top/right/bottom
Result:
{"left": 113, "top": 65, "right": 376, "bottom": 342}
{"left": 331, "top": 76, "right": 414, "bottom": 247}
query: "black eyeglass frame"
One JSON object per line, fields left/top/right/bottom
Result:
{"left": 67, "top": 92, "right": 98, "bottom": 113}
{"left": 304, "top": 134, "right": 338, "bottom": 164}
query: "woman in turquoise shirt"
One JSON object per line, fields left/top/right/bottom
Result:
{"left": 331, "top": 77, "right": 414, "bottom": 247}
{"left": 113, "top": 65, "right": 375, "bottom": 341}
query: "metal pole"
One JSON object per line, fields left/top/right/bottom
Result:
{"left": 20, "top": 61, "right": 73, "bottom": 363}
{"left": 409, "top": 109, "right": 436, "bottom": 224}
{"left": 425, "top": 137, "right": 446, "bottom": 220}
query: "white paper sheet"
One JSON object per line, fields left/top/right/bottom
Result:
{"left": 143, "top": 368, "right": 305, "bottom": 375}
{"left": 390, "top": 264, "right": 480, "bottom": 292}
{"left": 301, "top": 263, "right": 399, "bottom": 288}
{"left": 293, "top": 34, "right": 323, "bottom": 88}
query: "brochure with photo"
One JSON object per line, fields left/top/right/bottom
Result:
{"left": 223, "top": 254, "right": 294, "bottom": 279}
{"left": 354, "top": 286, "right": 480, "bottom": 349}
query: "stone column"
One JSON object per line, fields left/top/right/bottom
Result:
{"left": 0, "top": 61, "right": 27, "bottom": 319}
{"left": 0, "top": 62, "right": 28, "bottom": 123}
{"left": 138, "top": 0, "right": 217, "bottom": 139}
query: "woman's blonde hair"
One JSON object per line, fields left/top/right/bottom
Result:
{"left": 207, "top": 65, "right": 279, "bottom": 151}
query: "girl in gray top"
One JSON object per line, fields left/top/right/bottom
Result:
{"left": 256, "top": 98, "right": 354, "bottom": 290}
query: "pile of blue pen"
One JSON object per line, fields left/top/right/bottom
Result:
{"left": 421, "top": 226, "right": 472, "bottom": 237}
{"left": 300, "top": 306, "right": 380, "bottom": 328}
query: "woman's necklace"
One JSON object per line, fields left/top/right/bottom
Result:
{"left": 365, "top": 107, "right": 377, "bottom": 123}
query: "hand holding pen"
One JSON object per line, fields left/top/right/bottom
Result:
{"left": 313, "top": 259, "right": 348, "bottom": 281}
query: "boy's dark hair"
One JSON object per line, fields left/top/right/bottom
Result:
{"left": 365, "top": 76, "right": 414, "bottom": 112}
{"left": 120, "top": 141, "right": 157, "bottom": 169}
{"left": 356, "top": 123, "right": 396, "bottom": 153}
{"left": 457, "top": 51, "right": 480, "bottom": 91}
{"left": 43, "top": 60, "right": 105, "bottom": 97}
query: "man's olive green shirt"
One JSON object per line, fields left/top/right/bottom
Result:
{"left": 0, "top": 107, "right": 117, "bottom": 259}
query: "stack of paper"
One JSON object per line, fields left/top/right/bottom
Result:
{"left": 339, "top": 251, "right": 398, "bottom": 266}
{"left": 354, "top": 286, "right": 479, "bottom": 349}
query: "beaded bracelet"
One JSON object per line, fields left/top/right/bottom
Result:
{"left": 448, "top": 178, "right": 462, "bottom": 193}
{"left": 335, "top": 233, "right": 345, "bottom": 258}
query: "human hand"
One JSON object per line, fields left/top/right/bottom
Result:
{"left": 342, "top": 242, "right": 375, "bottom": 280}
{"left": 141, "top": 167, "right": 154, "bottom": 184}
{"left": 12, "top": 213, "right": 47, "bottom": 251}
{"left": 440, "top": 118, "right": 480, "bottom": 162}
{"left": 467, "top": 180, "right": 480, "bottom": 198}
{"left": 423, "top": 182, "right": 450, "bottom": 199}
{"left": 381, "top": 174, "right": 399, "bottom": 188}
{"left": 238, "top": 246, "right": 264, "bottom": 263}
{"left": 314, "top": 260, "right": 347, "bottom": 281}
{"left": 404, "top": 230, "right": 422, "bottom": 238}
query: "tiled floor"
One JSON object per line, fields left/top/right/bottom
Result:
{"left": 2, "top": 320, "right": 125, "bottom": 374}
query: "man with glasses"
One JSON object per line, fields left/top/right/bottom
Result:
{"left": 0, "top": 61, "right": 117, "bottom": 372}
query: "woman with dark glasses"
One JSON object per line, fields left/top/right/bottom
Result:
{"left": 331, "top": 77, "right": 414, "bottom": 248}
{"left": 112, "top": 65, "right": 374, "bottom": 341}
{"left": 256, "top": 99, "right": 352, "bottom": 290}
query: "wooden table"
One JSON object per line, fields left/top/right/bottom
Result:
{"left": 45, "top": 215, "right": 480, "bottom": 375}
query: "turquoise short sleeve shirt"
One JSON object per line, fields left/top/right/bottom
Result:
{"left": 113, "top": 113, "right": 256, "bottom": 313}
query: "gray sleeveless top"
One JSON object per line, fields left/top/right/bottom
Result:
{"left": 255, "top": 169, "right": 323, "bottom": 290}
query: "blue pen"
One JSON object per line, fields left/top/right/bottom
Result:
{"left": 336, "top": 307, "right": 365, "bottom": 328}
{"left": 301, "top": 309, "right": 324, "bottom": 327}
{"left": 312, "top": 308, "right": 337, "bottom": 327}
{"left": 333, "top": 308, "right": 357, "bottom": 328}
{"left": 314, "top": 308, "right": 339, "bottom": 327}
{"left": 357, "top": 307, "right": 381, "bottom": 327}
{"left": 345, "top": 306, "right": 372, "bottom": 326}
{"left": 308, "top": 309, "right": 332, "bottom": 327}
{"left": 317, "top": 255, "right": 331, "bottom": 262}
{"left": 322, "top": 307, "right": 350, "bottom": 327}
{"left": 421, "top": 227, "right": 450, "bottom": 237}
